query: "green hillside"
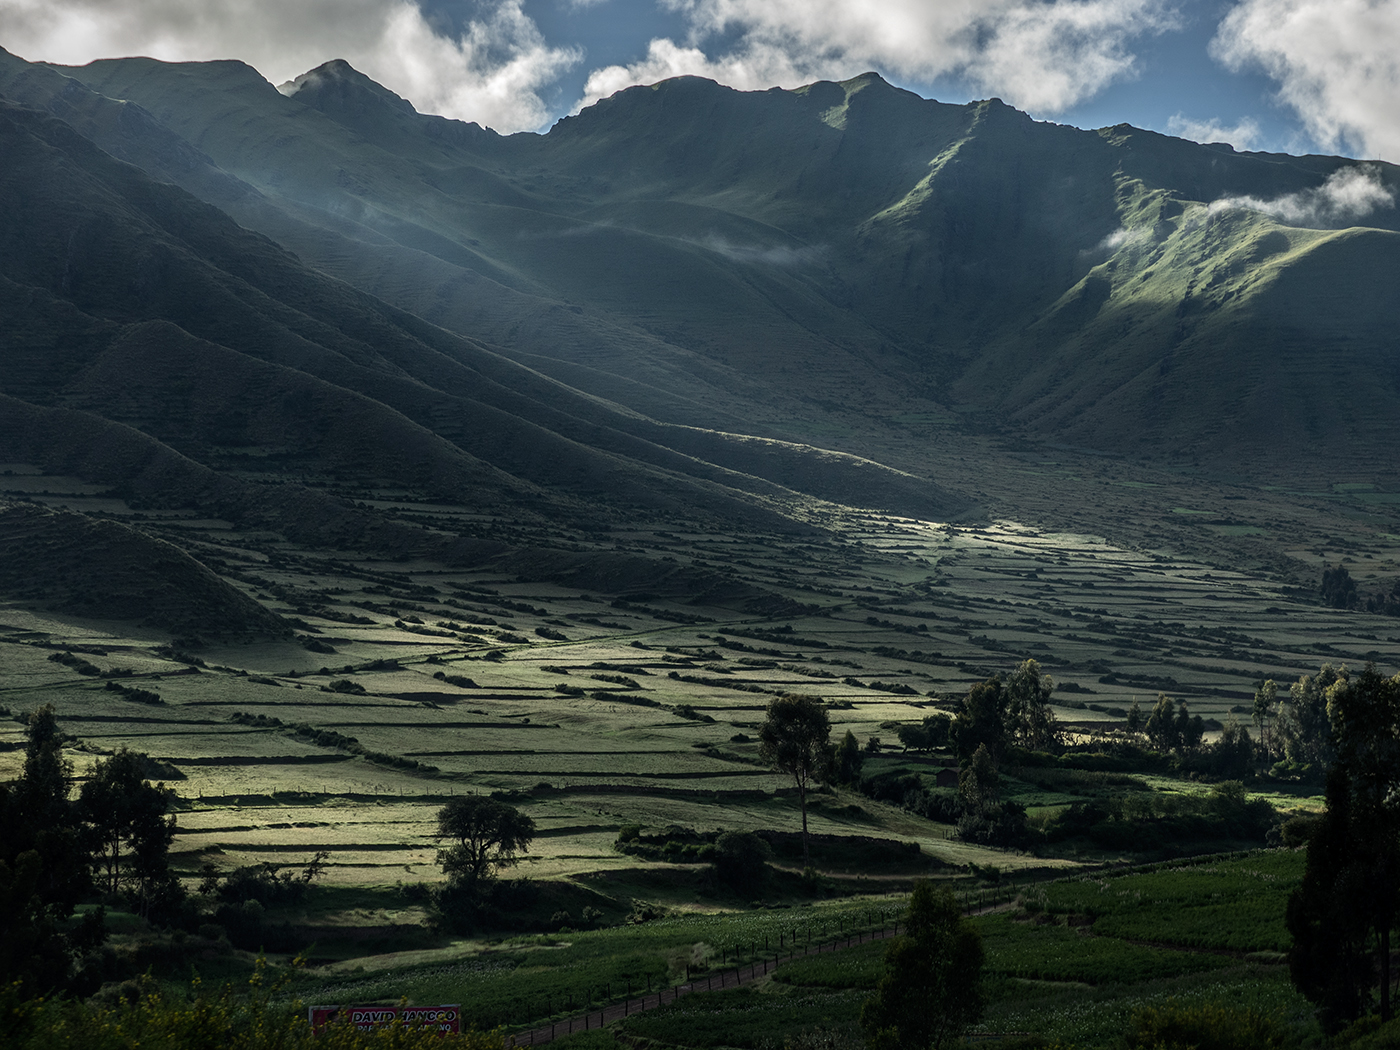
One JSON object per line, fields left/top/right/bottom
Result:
{"left": 6, "top": 49, "right": 1393, "bottom": 483}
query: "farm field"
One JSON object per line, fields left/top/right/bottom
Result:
{"left": 1, "top": 459, "right": 1390, "bottom": 895}
{"left": 218, "top": 849, "right": 1310, "bottom": 1048}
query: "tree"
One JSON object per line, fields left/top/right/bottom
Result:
{"left": 758, "top": 693, "right": 831, "bottom": 868}
{"left": 711, "top": 830, "right": 772, "bottom": 890}
{"left": 1321, "top": 564, "right": 1360, "bottom": 609}
{"left": 1175, "top": 700, "right": 1206, "bottom": 750}
{"left": 1278, "top": 665, "right": 1343, "bottom": 768}
{"left": 1287, "top": 665, "right": 1400, "bottom": 1030}
{"left": 1004, "top": 658, "right": 1061, "bottom": 752}
{"left": 78, "top": 749, "right": 177, "bottom": 913}
{"left": 832, "top": 729, "right": 865, "bottom": 783}
{"left": 896, "top": 715, "right": 951, "bottom": 754}
{"left": 1204, "top": 720, "right": 1255, "bottom": 779}
{"left": 861, "top": 881, "right": 984, "bottom": 1050}
{"left": 1253, "top": 679, "right": 1278, "bottom": 758}
{"left": 436, "top": 795, "right": 536, "bottom": 887}
{"left": 1144, "top": 695, "right": 1204, "bottom": 754}
{"left": 954, "top": 678, "right": 1007, "bottom": 762}
{"left": 1144, "top": 694, "right": 1179, "bottom": 752}
{"left": 0, "top": 705, "right": 105, "bottom": 996}
{"left": 957, "top": 744, "right": 1000, "bottom": 813}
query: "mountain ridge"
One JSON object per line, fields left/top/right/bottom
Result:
{"left": 16, "top": 49, "right": 1393, "bottom": 479}
{"left": 1, "top": 47, "right": 1398, "bottom": 630}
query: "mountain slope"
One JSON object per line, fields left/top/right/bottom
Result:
{"left": 0, "top": 94, "right": 966, "bottom": 528}
{"left": 15, "top": 50, "right": 1396, "bottom": 481}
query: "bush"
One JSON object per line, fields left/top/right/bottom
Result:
{"left": 1126, "top": 1000, "right": 1289, "bottom": 1049}
{"left": 0, "top": 958, "right": 506, "bottom": 1049}
{"left": 711, "top": 831, "right": 772, "bottom": 890}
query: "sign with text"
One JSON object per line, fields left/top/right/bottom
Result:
{"left": 309, "top": 1005, "right": 461, "bottom": 1035}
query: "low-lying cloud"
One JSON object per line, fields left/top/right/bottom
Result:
{"left": 1208, "top": 164, "right": 1396, "bottom": 227}
{"left": 579, "top": 0, "right": 1176, "bottom": 115}
{"left": 700, "top": 235, "right": 824, "bottom": 267}
{"left": 0, "top": 0, "right": 578, "bottom": 133}
{"left": 1094, "top": 225, "right": 1153, "bottom": 252}
{"left": 1166, "top": 113, "right": 1263, "bottom": 152}
{"left": 1213, "top": 0, "right": 1400, "bottom": 162}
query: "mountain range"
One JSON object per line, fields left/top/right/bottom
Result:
{"left": 1, "top": 46, "right": 1397, "bottom": 629}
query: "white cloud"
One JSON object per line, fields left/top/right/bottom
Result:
{"left": 579, "top": 0, "right": 1175, "bottom": 114}
{"left": 1213, "top": 0, "right": 1400, "bottom": 162}
{"left": 1094, "top": 225, "right": 1152, "bottom": 251}
{"left": 0, "top": 0, "right": 578, "bottom": 133}
{"left": 1207, "top": 163, "right": 1396, "bottom": 226}
{"left": 1166, "top": 113, "right": 1263, "bottom": 151}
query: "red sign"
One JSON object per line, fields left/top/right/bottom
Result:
{"left": 309, "top": 1005, "right": 462, "bottom": 1035}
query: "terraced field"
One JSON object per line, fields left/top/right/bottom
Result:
{"left": 3, "top": 464, "right": 1390, "bottom": 892}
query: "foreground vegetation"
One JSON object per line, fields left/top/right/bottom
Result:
{"left": 9, "top": 848, "right": 1393, "bottom": 1048}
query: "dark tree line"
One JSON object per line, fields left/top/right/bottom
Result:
{"left": 1321, "top": 563, "right": 1400, "bottom": 616}
{"left": 1287, "top": 665, "right": 1400, "bottom": 1031}
{"left": 0, "top": 705, "right": 179, "bottom": 997}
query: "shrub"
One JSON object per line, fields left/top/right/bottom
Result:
{"left": 1126, "top": 1000, "right": 1289, "bottom": 1049}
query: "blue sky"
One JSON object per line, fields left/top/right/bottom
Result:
{"left": 3, "top": 0, "right": 1398, "bottom": 160}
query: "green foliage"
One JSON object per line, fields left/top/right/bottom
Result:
{"left": 758, "top": 694, "right": 832, "bottom": 867}
{"left": 861, "top": 882, "right": 984, "bottom": 1050}
{"left": 832, "top": 730, "right": 865, "bottom": 784}
{"left": 1, "top": 705, "right": 109, "bottom": 996}
{"left": 622, "top": 986, "right": 864, "bottom": 1049}
{"left": 79, "top": 749, "right": 179, "bottom": 911}
{"left": 710, "top": 831, "right": 772, "bottom": 890}
{"left": 1287, "top": 665, "right": 1400, "bottom": 1031}
{"left": 979, "top": 914, "right": 1229, "bottom": 984}
{"left": 1322, "top": 564, "right": 1361, "bottom": 609}
{"left": 954, "top": 661, "right": 1060, "bottom": 764}
{"left": 202, "top": 853, "right": 330, "bottom": 906}
{"left": 0, "top": 958, "right": 506, "bottom": 1049}
{"left": 1044, "top": 781, "right": 1277, "bottom": 852}
{"left": 436, "top": 796, "right": 537, "bottom": 886}
{"left": 1029, "top": 852, "right": 1302, "bottom": 953}
{"left": 1144, "top": 695, "right": 1206, "bottom": 754}
{"left": 958, "top": 743, "right": 1000, "bottom": 811}
{"left": 955, "top": 678, "right": 1008, "bottom": 762}
{"left": 773, "top": 938, "right": 886, "bottom": 990}
{"left": 1278, "top": 665, "right": 1342, "bottom": 767}
{"left": 1004, "top": 659, "right": 1061, "bottom": 753}
{"left": 1337, "top": 1015, "right": 1400, "bottom": 1048}
{"left": 893, "top": 716, "right": 949, "bottom": 754}
{"left": 1125, "top": 1000, "right": 1290, "bottom": 1049}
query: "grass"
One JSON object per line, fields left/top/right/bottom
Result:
{"left": 618, "top": 985, "right": 864, "bottom": 1048}
{"left": 1027, "top": 851, "right": 1304, "bottom": 953}
{"left": 287, "top": 901, "right": 902, "bottom": 1029}
{"left": 978, "top": 914, "right": 1232, "bottom": 984}
{"left": 572, "top": 847, "right": 1313, "bottom": 1048}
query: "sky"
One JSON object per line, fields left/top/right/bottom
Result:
{"left": 1, "top": 0, "right": 1397, "bottom": 162}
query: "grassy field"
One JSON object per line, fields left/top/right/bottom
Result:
{"left": 1, "top": 467, "right": 1388, "bottom": 897}
{"left": 0, "top": 465, "right": 1388, "bottom": 1048}
{"left": 583, "top": 849, "right": 1315, "bottom": 1048}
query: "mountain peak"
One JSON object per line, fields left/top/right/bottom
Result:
{"left": 279, "top": 59, "right": 415, "bottom": 116}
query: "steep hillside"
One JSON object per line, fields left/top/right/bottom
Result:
{"left": 10, "top": 49, "right": 1395, "bottom": 481}
{"left": 0, "top": 94, "right": 963, "bottom": 525}
{"left": 0, "top": 501, "right": 286, "bottom": 635}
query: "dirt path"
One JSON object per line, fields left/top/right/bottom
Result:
{"left": 506, "top": 923, "right": 904, "bottom": 1047}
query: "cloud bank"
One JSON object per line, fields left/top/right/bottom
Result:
{"left": 1213, "top": 0, "right": 1400, "bottom": 162}
{"left": 0, "top": 0, "right": 578, "bottom": 133}
{"left": 1208, "top": 164, "right": 1396, "bottom": 227}
{"left": 580, "top": 0, "right": 1176, "bottom": 114}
